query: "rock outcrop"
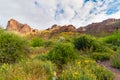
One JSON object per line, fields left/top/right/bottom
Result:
{"left": 6, "top": 19, "right": 37, "bottom": 34}
{"left": 77, "top": 18, "right": 120, "bottom": 35}
{"left": 47, "top": 24, "right": 76, "bottom": 33}
{"left": 77, "top": 27, "right": 86, "bottom": 33}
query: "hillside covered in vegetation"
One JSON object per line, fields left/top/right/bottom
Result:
{"left": 1, "top": 18, "right": 120, "bottom": 80}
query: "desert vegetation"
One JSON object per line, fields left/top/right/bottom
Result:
{"left": 1, "top": 27, "right": 120, "bottom": 80}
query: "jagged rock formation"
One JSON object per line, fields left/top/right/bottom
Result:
{"left": 47, "top": 24, "right": 76, "bottom": 33}
{"left": 6, "top": 19, "right": 38, "bottom": 34}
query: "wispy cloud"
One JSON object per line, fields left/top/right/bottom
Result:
{"left": 0, "top": 0, "right": 120, "bottom": 29}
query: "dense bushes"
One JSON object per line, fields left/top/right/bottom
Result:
{"left": 73, "top": 35, "right": 115, "bottom": 61}
{"left": 47, "top": 43, "right": 78, "bottom": 66}
{"left": 0, "top": 32, "right": 28, "bottom": 64}
{"left": 73, "top": 35, "right": 104, "bottom": 52}
{"left": 0, "top": 29, "right": 118, "bottom": 80}
{"left": 58, "top": 59, "right": 114, "bottom": 80}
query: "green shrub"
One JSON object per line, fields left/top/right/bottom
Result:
{"left": 43, "top": 40, "right": 54, "bottom": 48}
{"left": 0, "top": 32, "right": 28, "bottom": 64}
{"left": 103, "top": 31, "right": 120, "bottom": 46}
{"left": 47, "top": 43, "right": 78, "bottom": 66}
{"left": 111, "top": 53, "right": 120, "bottom": 69}
{"left": 0, "top": 60, "right": 54, "bottom": 80}
{"left": 58, "top": 59, "right": 114, "bottom": 80}
{"left": 91, "top": 52, "right": 111, "bottom": 61}
{"left": 33, "top": 53, "right": 49, "bottom": 61}
{"left": 73, "top": 35, "right": 104, "bottom": 52}
{"left": 30, "top": 37, "right": 44, "bottom": 47}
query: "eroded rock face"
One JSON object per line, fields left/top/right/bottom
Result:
{"left": 77, "top": 18, "right": 120, "bottom": 35}
{"left": 85, "top": 18, "right": 120, "bottom": 34}
{"left": 6, "top": 19, "right": 23, "bottom": 31}
{"left": 6, "top": 19, "right": 37, "bottom": 34}
{"left": 60, "top": 25, "right": 76, "bottom": 32}
{"left": 47, "top": 24, "right": 76, "bottom": 33}
{"left": 19, "top": 24, "right": 32, "bottom": 33}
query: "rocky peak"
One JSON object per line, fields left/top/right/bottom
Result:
{"left": 6, "top": 19, "right": 23, "bottom": 31}
{"left": 60, "top": 25, "right": 76, "bottom": 32}
{"left": 6, "top": 19, "right": 37, "bottom": 34}
{"left": 47, "top": 24, "right": 76, "bottom": 33}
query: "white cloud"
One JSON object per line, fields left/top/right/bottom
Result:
{"left": 0, "top": 0, "right": 120, "bottom": 29}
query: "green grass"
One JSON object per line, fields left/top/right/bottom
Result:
{"left": 91, "top": 52, "right": 111, "bottom": 61}
{"left": 111, "top": 52, "right": 120, "bottom": 69}
{"left": 101, "top": 30, "right": 120, "bottom": 46}
{"left": 30, "top": 37, "right": 44, "bottom": 47}
{"left": 0, "top": 59, "right": 55, "bottom": 80}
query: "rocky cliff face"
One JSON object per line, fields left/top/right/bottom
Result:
{"left": 47, "top": 24, "right": 76, "bottom": 33}
{"left": 77, "top": 18, "right": 120, "bottom": 35}
{"left": 6, "top": 19, "right": 37, "bottom": 34}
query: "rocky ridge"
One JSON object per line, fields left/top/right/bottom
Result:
{"left": 6, "top": 19, "right": 38, "bottom": 34}
{"left": 47, "top": 24, "right": 76, "bottom": 33}
{"left": 6, "top": 18, "right": 120, "bottom": 35}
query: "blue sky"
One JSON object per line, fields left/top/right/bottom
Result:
{"left": 0, "top": 0, "right": 120, "bottom": 29}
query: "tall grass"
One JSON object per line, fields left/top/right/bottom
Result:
{"left": 102, "top": 30, "right": 120, "bottom": 46}
{"left": 0, "top": 60, "right": 54, "bottom": 80}
{"left": 111, "top": 52, "right": 120, "bottom": 69}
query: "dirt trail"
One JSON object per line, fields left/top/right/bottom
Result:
{"left": 98, "top": 60, "right": 120, "bottom": 80}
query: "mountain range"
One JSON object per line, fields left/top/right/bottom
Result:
{"left": 6, "top": 18, "right": 120, "bottom": 36}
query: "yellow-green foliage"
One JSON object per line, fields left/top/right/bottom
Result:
{"left": 0, "top": 31, "right": 29, "bottom": 64}
{"left": 112, "top": 52, "right": 120, "bottom": 69}
{"left": 0, "top": 28, "right": 118, "bottom": 80}
{"left": 91, "top": 52, "right": 112, "bottom": 61}
{"left": 47, "top": 43, "right": 78, "bottom": 66}
{"left": 58, "top": 59, "right": 114, "bottom": 80}
{"left": 0, "top": 60, "right": 54, "bottom": 80}
{"left": 60, "top": 32, "right": 77, "bottom": 39}
{"left": 30, "top": 37, "right": 44, "bottom": 47}
{"left": 102, "top": 30, "right": 120, "bottom": 46}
